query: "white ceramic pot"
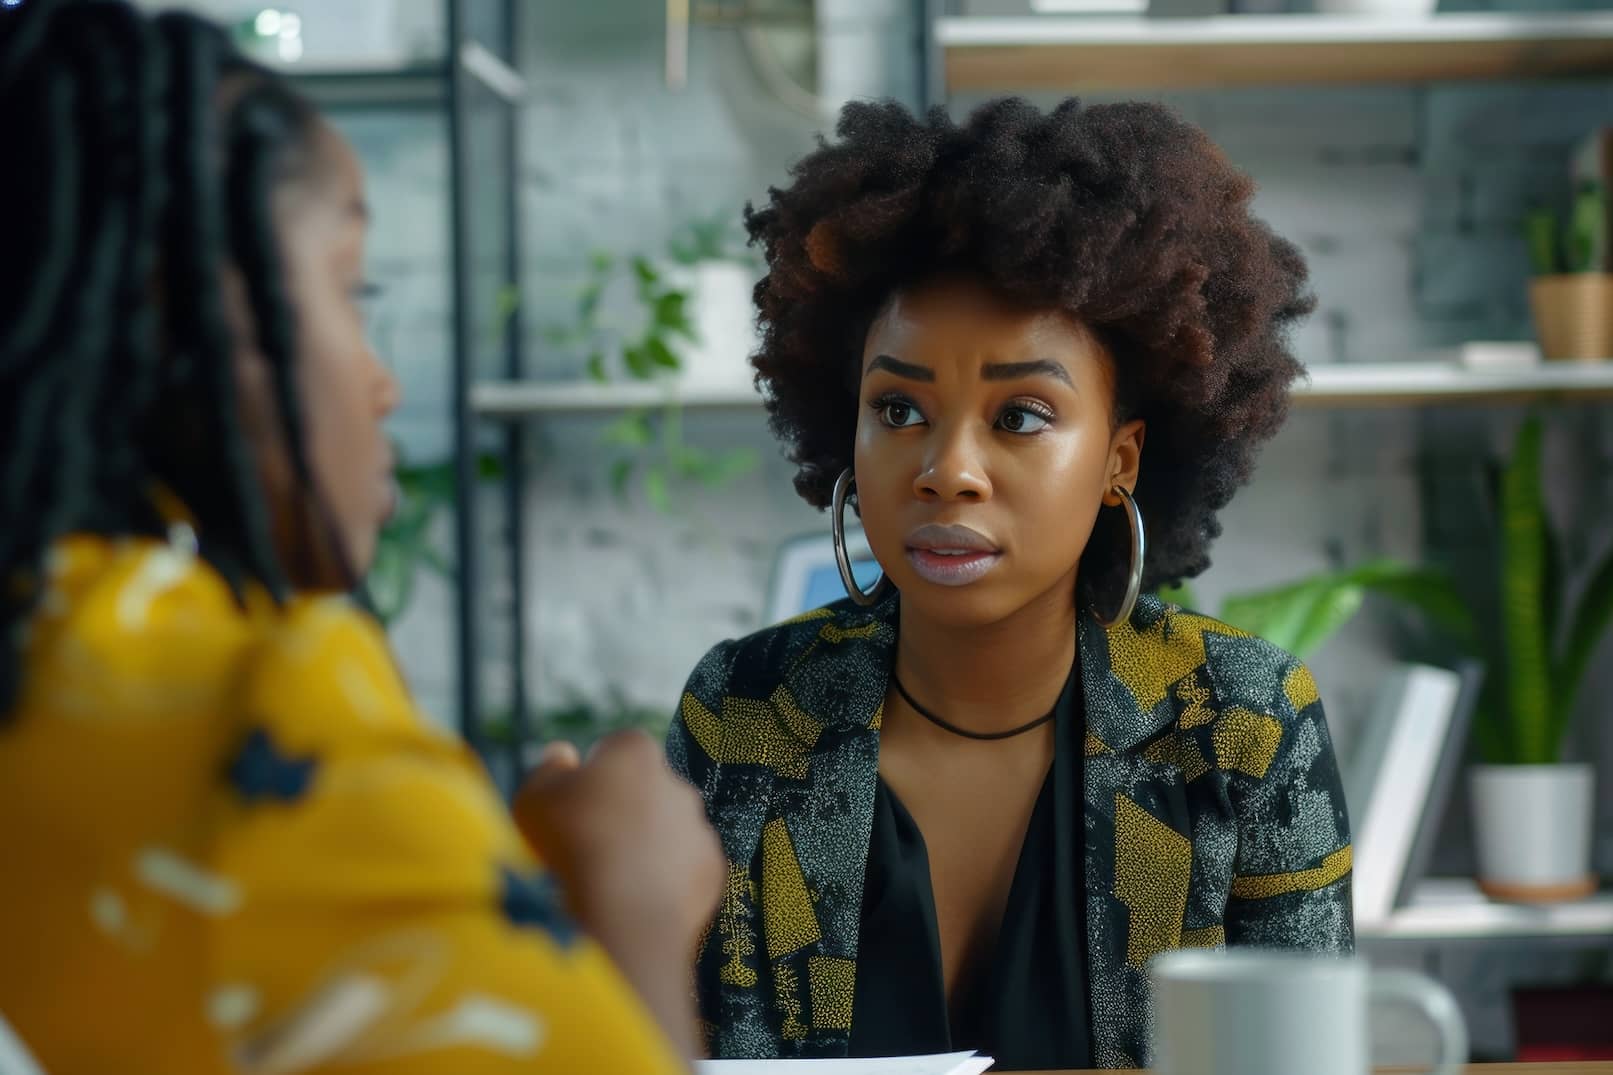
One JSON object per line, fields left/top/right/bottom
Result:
{"left": 1312, "top": 0, "right": 1436, "bottom": 15}
{"left": 1469, "top": 763, "right": 1597, "bottom": 903}
{"left": 664, "top": 261, "right": 763, "bottom": 392}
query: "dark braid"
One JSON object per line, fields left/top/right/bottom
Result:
{"left": 0, "top": 0, "right": 325, "bottom": 716}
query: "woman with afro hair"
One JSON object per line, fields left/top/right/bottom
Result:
{"left": 668, "top": 97, "right": 1354, "bottom": 1069}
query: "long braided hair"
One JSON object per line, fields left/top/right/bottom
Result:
{"left": 0, "top": 0, "right": 326, "bottom": 714}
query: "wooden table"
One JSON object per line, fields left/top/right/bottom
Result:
{"left": 1029, "top": 1066, "right": 1613, "bottom": 1074}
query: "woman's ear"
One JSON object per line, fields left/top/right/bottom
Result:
{"left": 1103, "top": 419, "right": 1146, "bottom": 506}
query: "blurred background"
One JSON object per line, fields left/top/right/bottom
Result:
{"left": 130, "top": 0, "right": 1613, "bottom": 1063}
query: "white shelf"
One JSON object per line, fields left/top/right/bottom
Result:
{"left": 937, "top": 11, "right": 1613, "bottom": 91}
{"left": 1359, "top": 878, "right": 1613, "bottom": 941}
{"left": 1294, "top": 361, "right": 1613, "bottom": 406}
{"left": 471, "top": 362, "right": 1613, "bottom": 417}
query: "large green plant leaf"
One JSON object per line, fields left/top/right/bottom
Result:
{"left": 1557, "top": 537, "right": 1613, "bottom": 724}
{"left": 1220, "top": 576, "right": 1364, "bottom": 659}
{"left": 1218, "top": 559, "right": 1470, "bottom": 661}
{"left": 1498, "top": 415, "right": 1556, "bottom": 764}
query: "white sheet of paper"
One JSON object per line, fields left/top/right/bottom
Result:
{"left": 695, "top": 1052, "right": 993, "bottom": 1075}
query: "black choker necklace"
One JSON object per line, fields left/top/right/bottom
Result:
{"left": 890, "top": 674, "right": 1057, "bottom": 742}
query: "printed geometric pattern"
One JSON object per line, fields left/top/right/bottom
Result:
{"left": 228, "top": 727, "right": 318, "bottom": 804}
{"left": 669, "top": 592, "right": 1354, "bottom": 1067}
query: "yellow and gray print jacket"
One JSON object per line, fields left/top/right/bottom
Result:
{"left": 668, "top": 591, "right": 1354, "bottom": 1068}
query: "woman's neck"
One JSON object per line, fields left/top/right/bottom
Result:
{"left": 892, "top": 581, "right": 1080, "bottom": 737}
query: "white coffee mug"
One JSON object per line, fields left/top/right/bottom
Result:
{"left": 1149, "top": 949, "right": 1467, "bottom": 1075}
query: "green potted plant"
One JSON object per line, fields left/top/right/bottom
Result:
{"left": 549, "top": 235, "right": 758, "bottom": 514}
{"left": 662, "top": 210, "right": 764, "bottom": 392}
{"left": 1458, "top": 415, "right": 1613, "bottom": 902}
{"left": 1524, "top": 132, "right": 1612, "bottom": 362}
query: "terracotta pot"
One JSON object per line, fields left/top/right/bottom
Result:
{"left": 1529, "top": 274, "right": 1613, "bottom": 361}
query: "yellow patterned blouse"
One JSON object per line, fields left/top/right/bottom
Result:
{"left": 0, "top": 533, "right": 683, "bottom": 1075}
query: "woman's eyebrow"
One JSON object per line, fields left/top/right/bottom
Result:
{"left": 864, "top": 354, "right": 935, "bottom": 382}
{"left": 981, "top": 359, "right": 1073, "bottom": 386}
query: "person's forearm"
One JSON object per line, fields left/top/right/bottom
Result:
{"left": 595, "top": 935, "right": 703, "bottom": 1062}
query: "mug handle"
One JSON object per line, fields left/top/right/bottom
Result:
{"left": 1368, "top": 969, "right": 1469, "bottom": 1075}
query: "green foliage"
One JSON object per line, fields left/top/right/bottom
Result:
{"left": 482, "top": 694, "right": 672, "bottom": 755}
{"left": 666, "top": 211, "right": 750, "bottom": 266}
{"left": 1395, "top": 416, "right": 1613, "bottom": 764}
{"left": 548, "top": 235, "right": 758, "bottom": 515}
{"left": 1156, "top": 419, "right": 1613, "bottom": 766}
{"left": 367, "top": 448, "right": 503, "bottom": 627}
{"left": 1524, "top": 181, "right": 1608, "bottom": 275}
{"left": 1170, "top": 560, "right": 1470, "bottom": 662}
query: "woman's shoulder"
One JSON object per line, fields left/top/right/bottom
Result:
{"left": 23, "top": 535, "right": 423, "bottom": 741}
{"left": 683, "top": 595, "right": 897, "bottom": 705}
{"left": 1131, "top": 594, "right": 1320, "bottom": 718}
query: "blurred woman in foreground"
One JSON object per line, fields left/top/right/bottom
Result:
{"left": 0, "top": 2, "right": 721, "bottom": 1071}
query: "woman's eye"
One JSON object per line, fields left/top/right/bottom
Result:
{"left": 998, "top": 406, "right": 1050, "bottom": 434}
{"left": 878, "top": 399, "right": 926, "bottom": 428}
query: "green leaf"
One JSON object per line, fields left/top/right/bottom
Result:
{"left": 601, "top": 411, "right": 654, "bottom": 448}
{"left": 577, "top": 283, "right": 604, "bottom": 323}
{"left": 1221, "top": 576, "right": 1358, "bottom": 658}
{"left": 653, "top": 291, "right": 695, "bottom": 337}
{"left": 623, "top": 344, "right": 654, "bottom": 380}
{"left": 698, "top": 447, "right": 757, "bottom": 486}
{"left": 419, "top": 545, "right": 454, "bottom": 579}
{"left": 1542, "top": 509, "right": 1562, "bottom": 647}
{"left": 366, "top": 529, "right": 423, "bottom": 624}
{"left": 644, "top": 467, "right": 671, "bottom": 513}
{"left": 1556, "top": 535, "right": 1613, "bottom": 726}
{"left": 589, "top": 251, "right": 614, "bottom": 274}
{"left": 585, "top": 351, "right": 608, "bottom": 383}
{"left": 1524, "top": 207, "right": 1561, "bottom": 276}
{"left": 1498, "top": 415, "right": 1556, "bottom": 763}
{"left": 646, "top": 336, "right": 682, "bottom": 371}
{"left": 1352, "top": 562, "right": 1480, "bottom": 653}
{"left": 476, "top": 451, "right": 505, "bottom": 481}
{"left": 609, "top": 458, "right": 635, "bottom": 501}
{"left": 632, "top": 257, "right": 659, "bottom": 289}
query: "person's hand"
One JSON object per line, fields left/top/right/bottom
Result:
{"left": 511, "top": 732, "right": 724, "bottom": 1057}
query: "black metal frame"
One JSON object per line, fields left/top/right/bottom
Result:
{"left": 445, "top": 0, "right": 526, "bottom": 759}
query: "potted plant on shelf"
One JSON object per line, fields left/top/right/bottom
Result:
{"left": 1524, "top": 128, "right": 1612, "bottom": 362}
{"left": 549, "top": 232, "right": 758, "bottom": 514}
{"left": 1458, "top": 415, "right": 1613, "bottom": 903}
{"left": 662, "top": 211, "right": 764, "bottom": 393}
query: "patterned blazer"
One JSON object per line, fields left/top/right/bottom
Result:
{"left": 667, "top": 592, "right": 1354, "bottom": 1068}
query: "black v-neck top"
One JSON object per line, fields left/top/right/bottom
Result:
{"left": 849, "top": 660, "right": 1094, "bottom": 1072}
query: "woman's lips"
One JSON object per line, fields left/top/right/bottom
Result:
{"left": 905, "top": 547, "right": 1002, "bottom": 586}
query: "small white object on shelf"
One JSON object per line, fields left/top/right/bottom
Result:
{"left": 1454, "top": 340, "right": 1543, "bottom": 371}
{"left": 1314, "top": 0, "right": 1435, "bottom": 17}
